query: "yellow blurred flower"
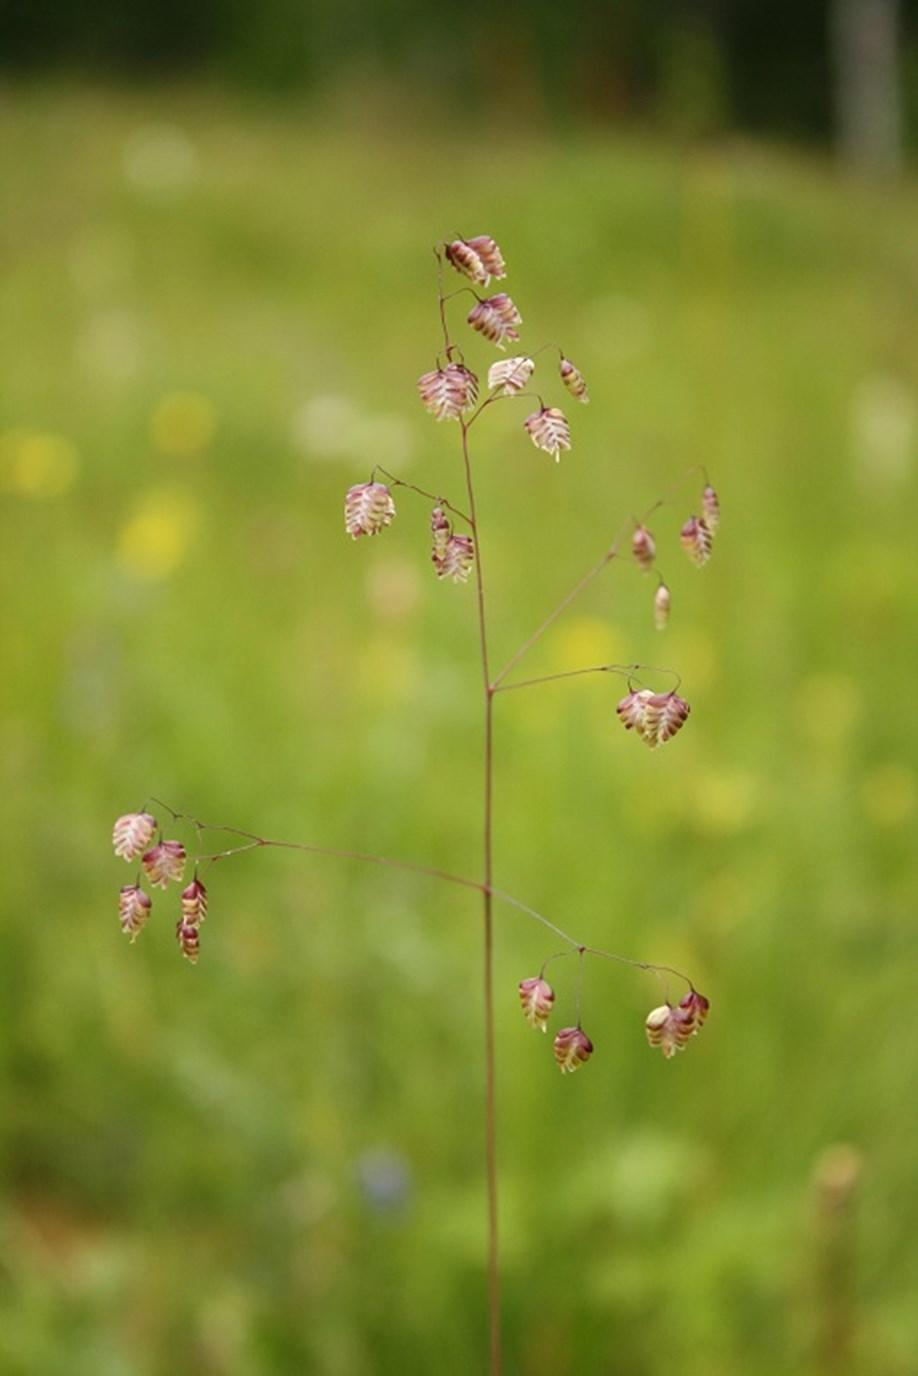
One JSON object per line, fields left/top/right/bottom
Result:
{"left": 150, "top": 391, "right": 217, "bottom": 458}
{"left": 861, "top": 764, "right": 916, "bottom": 828}
{"left": 552, "top": 615, "right": 627, "bottom": 670}
{"left": 798, "top": 672, "right": 861, "bottom": 745}
{"left": 116, "top": 486, "right": 199, "bottom": 580}
{"left": 1, "top": 430, "right": 79, "bottom": 498}
{"left": 691, "top": 770, "right": 759, "bottom": 835}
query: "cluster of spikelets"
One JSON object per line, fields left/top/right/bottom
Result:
{"left": 519, "top": 974, "right": 709, "bottom": 1069}
{"left": 431, "top": 505, "right": 475, "bottom": 583}
{"left": 615, "top": 688, "right": 691, "bottom": 750}
{"left": 629, "top": 479, "right": 721, "bottom": 634}
{"left": 429, "top": 234, "right": 589, "bottom": 459}
{"left": 113, "top": 812, "right": 206, "bottom": 963}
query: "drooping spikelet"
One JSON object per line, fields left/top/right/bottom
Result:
{"left": 680, "top": 516, "right": 713, "bottom": 567}
{"left": 141, "top": 839, "right": 187, "bottom": 889}
{"left": 518, "top": 976, "right": 555, "bottom": 1032}
{"left": 345, "top": 482, "right": 396, "bottom": 539}
{"left": 445, "top": 238, "right": 488, "bottom": 285}
{"left": 467, "top": 293, "right": 522, "bottom": 349}
{"left": 654, "top": 583, "right": 671, "bottom": 630}
{"left": 431, "top": 505, "right": 451, "bottom": 566}
{"left": 176, "top": 919, "right": 200, "bottom": 964}
{"left": 553, "top": 1026, "right": 594, "bottom": 1073}
{"left": 439, "top": 534, "right": 475, "bottom": 584}
{"left": 417, "top": 363, "right": 479, "bottom": 421}
{"left": 615, "top": 690, "right": 690, "bottom": 749}
{"left": 701, "top": 484, "right": 720, "bottom": 534}
{"left": 465, "top": 235, "right": 506, "bottom": 283}
{"left": 645, "top": 991, "right": 709, "bottom": 1059}
{"left": 524, "top": 406, "right": 571, "bottom": 462}
{"left": 632, "top": 524, "right": 656, "bottom": 572}
{"left": 113, "top": 812, "right": 157, "bottom": 861}
{"left": 119, "top": 884, "right": 152, "bottom": 941}
{"left": 487, "top": 356, "right": 534, "bottom": 396}
{"left": 181, "top": 878, "right": 208, "bottom": 925}
{"left": 559, "top": 357, "right": 589, "bottom": 404}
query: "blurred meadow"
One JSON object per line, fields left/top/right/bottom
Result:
{"left": 2, "top": 70, "right": 918, "bottom": 1376}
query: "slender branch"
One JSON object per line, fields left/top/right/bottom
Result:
{"left": 371, "top": 466, "right": 473, "bottom": 527}
{"left": 490, "top": 525, "right": 630, "bottom": 689}
{"left": 492, "top": 662, "right": 682, "bottom": 696}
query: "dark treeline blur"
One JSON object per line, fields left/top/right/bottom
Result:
{"left": 2, "top": 0, "right": 916, "bottom": 150}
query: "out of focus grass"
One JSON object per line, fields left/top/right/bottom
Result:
{"left": 1, "top": 83, "right": 917, "bottom": 1375}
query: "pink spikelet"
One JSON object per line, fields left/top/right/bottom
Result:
{"left": 176, "top": 919, "right": 200, "bottom": 964}
{"left": 345, "top": 482, "right": 396, "bottom": 539}
{"left": 181, "top": 878, "right": 208, "bottom": 925}
{"left": 518, "top": 976, "right": 555, "bottom": 1032}
{"left": 417, "top": 363, "right": 479, "bottom": 421}
{"left": 524, "top": 406, "right": 571, "bottom": 462}
{"left": 645, "top": 991, "right": 709, "bottom": 1059}
{"left": 553, "top": 1026, "right": 594, "bottom": 1073}
{"left": 119, "top": 884, "right": 152, "bottom": 942}
{"left": 681, "top": 516, "right": 713, "bottom": 567}
{"left": 445, "top": 238, "right": 488, "bottom": 285}
{"left": 632, "top": 524, "right": 656, "bottom": 572}
{"left": 654, "top": 583, "right": 671, "bottom": 630}
{"left": 487, "top": 356, "right": 534, "bottom": 396}
{"left": 440, "top": 534, "right": 475, "bottom": 584}
{"left": 431, "top": 505, "right": 451, "bottom": 570}
{"left": 616, "top": 690, "right": 690, "bottom": 749}
{"left": 701, "top": 484, "right": 720, "bottom": 534}
{"left": 467, "top": 293, "right": 522, "bottom": 350}
{"left": 141, "top": 839, "right": 187, "bottom": 889}
{"left": 559, "top": 357, "right": 589, "bottom": 404}
{"left": 113, "top": 812, "right": 156, "bottom": 861}
{"left": 465, "top": 235, "right": 506, "bottom": 283}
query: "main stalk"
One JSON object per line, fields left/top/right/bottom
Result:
{"left": 460, "top": 420, "right": 501, "bottom": 1375}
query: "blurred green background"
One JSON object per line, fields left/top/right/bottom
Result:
{"left": 2, "top": 6, "right": 918, "bottom": 1373}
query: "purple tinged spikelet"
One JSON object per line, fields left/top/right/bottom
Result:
{"left": 467, "top": 293, "right": 522, "bottom": 350}
{"left": 701, "top": 484, "right": 720, "bottom": 534}
{"left": 559, "top": 357, "right": 589, "bottom": 404}
{"left": 417, "top": 363, "right": 479, "bottom": 421}
{"left": 518, "top": 976, "right": 555, "bottom": 1031}
{"left": 632, "top": 524, "right": 656, "bottom": 572}
{"left": 553, "top": 1026, "right": 594, "bottom": 1073}
{"left": 119, "top": 884, "right": 152, "bottom": 941}
{"left": 141, "top": 839, "right": 186, "bottom": 889}
{"left": 524, "top": 406, "right": 571, "bottom": 461}
{"left": 616, "top": 690, "right": 690, "bottom": 749}
{"left": 464, "top": 235, "right": 506, "bottom": 282}
{"left": 181, "top": 878, "right": 208, "bottom": 925}
{"left": 113, "top": 812, "right": 157, "bottom": 861}
{"left": 681, "top": 515, "right": 713, "bottom": 567}
{"left": 445, "top": 238, "right": 488, "bottom": 285}
{"left": 431, "top": 506, "right": 475, "bottom": 583}
{"left": 654, "top": 583, "right": 671, "bottom": 630}
{"left": 645, "top": 990, "right": 709, "bottom": 1058}
{"left": 176, "top": 919, "right": 200, "bottom": 964}
{"left": 487, "top": 355, "right": 534, "bottom": 396}
{"left": 345, "top": 483, "right": 396, "bottom": 539}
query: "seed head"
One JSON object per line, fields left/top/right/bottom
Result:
{"left": 701, "top": 484, "right": 720, "bottom": 534}
{"left": 431, "top": 505, "right": 451, "bottom": 563}
{"left": 559, "top": 357, "right": 589, "bottom": 404}
{"left": 487, "top": 355, "right": 534, "bottom": 396}
{"left": 645, "top": 992, "right": 709, "bottom": 1059}
{"left": 632, "top": 524, "right": 656, "bottom": 572}
{"left": 553, "top": 1026, "right": 594, "bottom": 1073}
{"left": 464, "top": 235, "right": 506, "bottom": 283}
{"left": 439, "top": 534, "right": 475, "bottom": 584}
{"left": 445, "top": 238, "right": 488, "bottom": 285}
{"left": 417, "top": 363, "right": 479, "bottom": 421}
{"left": 141, "top": 839, "right": 187, "bottom": 889}
{"left": 679, "top": 988, "right": 710, "bottom": 1031}
{"left": 113, "top": 812, "right": 157, "bottom": 861}
{"left": 615, "top": 690, "right": 690, "bottom": 749}
{"left": 681, "top": 515, "right": 713, "bottom": 567}
{"left": 181, "top": 878, "right": 208, "bottom": 925}
{"left": 176, "top": 918, "right": 200, "bottom": 964}
{"left": 119, "top": 884, "right": 152, "bottom": 941}
{"left": 467, "top": 293, "right": 522, "bottom": 350}
{"left": 524, "top": 406, "right": 571, "bottom": 462}
{"left": 345, "top": 482, "right": 396, "bottom": 539}
{"left": 518, "top": 976, "right": 555, "bottom": 1032}
{"left": 654, "top": 583, "right": 671, "bottom": 630}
